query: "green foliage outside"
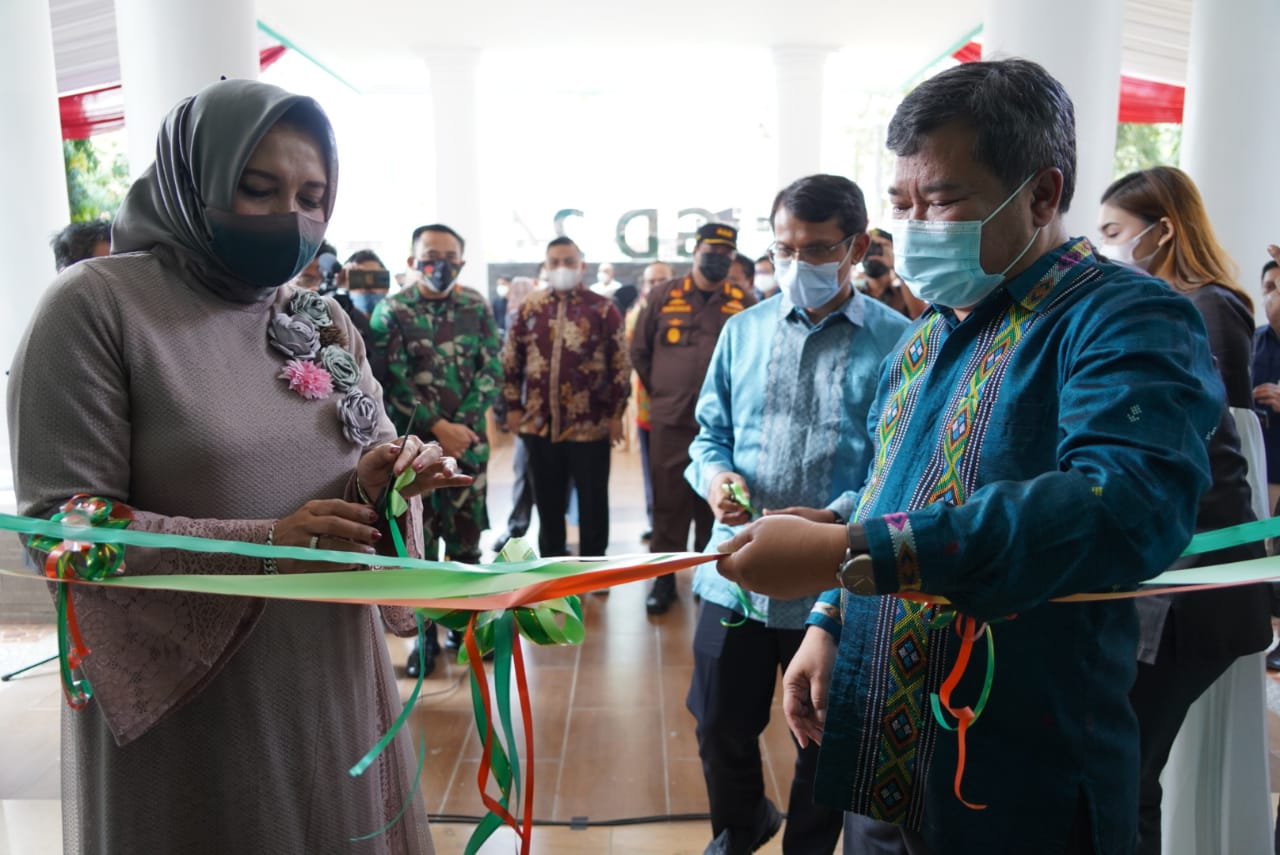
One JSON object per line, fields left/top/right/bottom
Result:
{"left": 62, "top": 136, "right": 130, "bottom": 223}
{"left": 1112, "top": 123, "right": 1182, "bottom": 179}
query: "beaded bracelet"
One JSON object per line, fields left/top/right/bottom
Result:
{"left": 263, "top": 522, "right": 280, "bottom": 575}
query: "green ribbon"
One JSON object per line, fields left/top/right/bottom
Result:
{"left": 723, "top": 480, "right": 758, "bottom": 516}
{"left": 928, "top": 620, "right": 996, "bottom": 731}
{"left": 717, "top": 482, "right": 766, "bottom": 628}
{"left": 419, "top": 538, "right": 584, "bottom": 855}
{"left": 1180, "top": 515, "right": 1280, "bottom": 557}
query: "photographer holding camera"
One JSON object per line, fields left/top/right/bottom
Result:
{"left": 343, "top": 249, "right": 392, "bottom": 316}
{"left": 855, "top": 227, "right": 924, "bottom": 319}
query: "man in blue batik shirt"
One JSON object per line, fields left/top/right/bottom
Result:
{"left": 685, "top": 174, "right": 909, "bottom": 855}
{"left": 717, "top": 60, "right": 1225, "bottom": 855}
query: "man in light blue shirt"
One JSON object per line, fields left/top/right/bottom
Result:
{"left": 684, "top": 174, "right": 910, "bottom": 855}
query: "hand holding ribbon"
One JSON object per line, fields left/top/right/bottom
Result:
{"left": 356, "top": 434, "right": 473, "bottom": 504}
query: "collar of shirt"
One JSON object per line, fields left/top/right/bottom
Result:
{"left": 781, "top": 287, "right": 864, "bottom": 330}
{"left": 928, "top": 236, "right": 1097, "bottom": 326}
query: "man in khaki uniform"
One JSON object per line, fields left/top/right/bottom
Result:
{"left": 630, "top": 223, "right": 755, "bottom": 614}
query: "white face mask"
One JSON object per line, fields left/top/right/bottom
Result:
{"left": 754, "top": 272, "right": 776, "bottom": 294}
{"left": 547, "top": 267, "right": 580, "bottom": 292}
{"left": 1100, "top": 222, "right": 1158, "bottom": 269}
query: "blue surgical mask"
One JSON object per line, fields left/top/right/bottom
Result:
{"left": 776, "top": 250, "right": 851, "bottom": 310}
{"left": 894, "top": 173, "right": 1041, "bottom": 309}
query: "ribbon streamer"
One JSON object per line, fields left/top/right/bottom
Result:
{"left": 12, "top": 507, "right": 1280, "bottom": 834}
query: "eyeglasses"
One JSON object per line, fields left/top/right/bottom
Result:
{"left": 768, "top": 235, "right": 856, "bottom": 264}
{"left": 420, "top": 251, "right": 461, "bottom": 264}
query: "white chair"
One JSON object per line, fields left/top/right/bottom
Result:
{"left": 1159, "top": 407, "right": 1273, "bottom": 854}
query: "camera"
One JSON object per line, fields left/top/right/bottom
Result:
{"left": 348, "top": 269, "right": 391, "bottom": 291}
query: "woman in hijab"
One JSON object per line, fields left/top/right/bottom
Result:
{"left": 7, "top": 79, "right": 462, "bottom": 854}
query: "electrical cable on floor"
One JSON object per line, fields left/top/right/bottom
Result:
{"left": 411, "top": 671, "right": 468, "bottom": 701}
{"left": 427, "top": 812, "right": 730, "bottom": 828}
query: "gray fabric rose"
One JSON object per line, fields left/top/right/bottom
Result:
{"left": 319, "top": 345, "right": 360, "bottom": 392}
{"left": 267, "top": 312, "right": 320, "bottom": 359}
{"left": 289, "top": 290, "right": 333, "bottom": 328}
{"left": 338, "top": 389, "right": 380, "bottom": 446}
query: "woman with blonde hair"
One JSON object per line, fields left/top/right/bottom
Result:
{"left": 1099, "top": 166, "right": 1272, "bottom": 854}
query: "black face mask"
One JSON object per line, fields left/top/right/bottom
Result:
{"left": 863, "top": 258, "right": 891, "bottom": 279}
{"left": 698, "top": 252, "right": 732, "bottom": 283}
{"left": 417, "top": 259, "right": 461, "bottom": 293}
{"left": 206, "top": 208, "right": 328, "bottom": 292}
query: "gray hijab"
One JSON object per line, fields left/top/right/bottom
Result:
{"left": 112, "top": 78, "right": 338, "bottom": 303}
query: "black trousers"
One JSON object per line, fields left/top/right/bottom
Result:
{"left": 1130, "top": 647, "right": 1236, "bottom": 855}
{"left": 686, "top": 602, "right": 843, "bottom": 854}
{"left": 638, "top": 425, "right": 654, "bottom": 529}
{"left": 523, "top": 435, "right": 610, "bottom": 557}
{"left": 649, "top": 423, "right": 713, "bottom": 553}
{"left": 505, "top": 435, "right": 535, "bottom": 537}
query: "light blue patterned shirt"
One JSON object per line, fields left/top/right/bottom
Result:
{"left": 685, "top": 288, "right": 911, "bottom": 627}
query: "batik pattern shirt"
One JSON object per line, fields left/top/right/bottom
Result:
{"left": 501, "top": 286, "right": 630, "bottom": 442}
{"left": 369, "top": 284, "right": 502, "bottom": 468}
{"left": 809, "top": 240, "right": 1223, "bottom": 853}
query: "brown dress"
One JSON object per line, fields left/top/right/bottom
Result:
{"left": 7, "top": 251, "right": 434, "bottom": 854}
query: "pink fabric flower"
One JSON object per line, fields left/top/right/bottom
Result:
{"left": 278, "top": 359, "right": 333, "bottom": 401}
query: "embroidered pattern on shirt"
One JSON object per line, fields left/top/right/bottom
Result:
{"left": 856, "top": 313, "right": 942, "bottom": 520}
{"left": 884, "top": 512, "right": 921, "bottom": 592}
{"left": 847, "top": 242, "right": 1102, "bottom": 831}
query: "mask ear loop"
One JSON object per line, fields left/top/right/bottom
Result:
{"left": 982, "top": 172, "right": 1043, "bottom": 278}
{"left": 980, "top": 172, "right": 1040, "bottom": 227}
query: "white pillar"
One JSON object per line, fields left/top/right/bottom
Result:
{"left": 1181, "top": 0, "right": 1280, "bottom": 317}
{"left": 424, "top": 48, "right": 486, "bottom": 289}
{"left": 115, "top": 0, "right": 259, "bottom": 178}
{"left": 982, "top": 0, "right": 1123, "bottom": 239}
{"left": 774, "top": 46, "right": 833, "bottom": 188}
{"left": 0, "top": 0, "right": 70, "bottom": 451}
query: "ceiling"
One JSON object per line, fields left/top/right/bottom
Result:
{"left": 48, "top": 0, "right": 1194, "bottom": 96}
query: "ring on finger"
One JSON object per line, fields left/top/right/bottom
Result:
{"left": 308, "top": 535, "right": 320, "bottom": 550}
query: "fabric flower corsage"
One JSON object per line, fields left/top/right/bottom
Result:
{"left": 279, "top": 358, "right": 334, "bottom": 401}
{"left": 319, "top": 344, "right": 361, "bottom": 392}
{"left": 290, "top": 290, "right": 334, "bottom": 328}
{"left": 338, "top": 389, "right": 380, "bottom": 446}
{"left": 267, "top": 312, "right": 320, "bottom": 359}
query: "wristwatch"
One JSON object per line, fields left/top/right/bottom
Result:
{"left": 836, "top": 523, "right": 876, "bottom": 595}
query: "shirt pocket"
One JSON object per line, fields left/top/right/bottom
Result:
{"left": 658, "top": 317, "right": 692, "bottom": 347}
{"left": 974, "top": 401, "right": 1059, "bottom": 484}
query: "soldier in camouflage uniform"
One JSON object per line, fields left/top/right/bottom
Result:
{"left": 370, "top": 223, "right": 502, "bottom": 672}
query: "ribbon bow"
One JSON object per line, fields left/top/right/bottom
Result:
{"left": 26, "top": 494, "right": 132, "bottom": 708}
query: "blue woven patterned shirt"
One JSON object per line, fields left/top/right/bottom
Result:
{"left": 809, "top": 239, "right": 1223, "bottom": 853}
{"left": 685, "top": 289, "right": 910, "bottom": 628}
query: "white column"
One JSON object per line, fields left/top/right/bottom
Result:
{"left": 115, "top": 0, "right": 259, "bottom": 178}
{"left": 983, "top": 0, "right": 1123, "bottom": 239}
{"left": 1181, "top": 0, "right": 1280, "bottom": 317}
{"left": 0, "top": 0, "right": 70, "bottom": 442}
{"left": 424, "top": 48, "right": 486, "bottom": 288}
{"left": 774, "top": 46, "right": 833, "bottom": 188}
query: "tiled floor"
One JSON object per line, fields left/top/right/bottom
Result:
{"left": 4, "top": 438, "right": 1280, "bottom": 854}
